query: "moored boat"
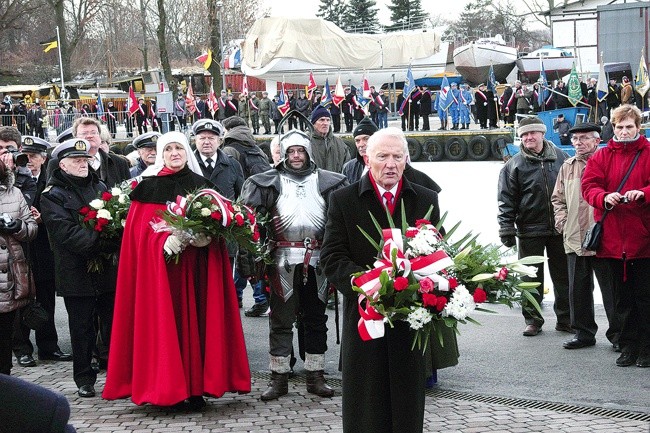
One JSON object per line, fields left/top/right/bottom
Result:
{"left": 452, "top": 35, "right": 517, "bottom": 85}
{"left": 516, "top": 46, "right": 577, "bottom": 81}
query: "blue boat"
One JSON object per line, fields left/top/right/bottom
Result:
{"left": 414, "top": 74, "right": 464, "bottom": 90}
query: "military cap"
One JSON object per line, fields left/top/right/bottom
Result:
{"left": 192, "top": 118, "right": 224, "bottom": 136}
{"left": 132, "top": 132, "right": 161, "bottom": 149}
{"left": 51, "top": 138, "right": 92, "bottom": 160}
{"left": 21, "top": 136, "right": 50, "bottom": 153}
{"left": 569, "top": 122, "right": 601, "bottom": 134}
{"left": 56, "top": 127, "right": 74, "bottom": 143}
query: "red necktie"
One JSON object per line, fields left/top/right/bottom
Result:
{"left": 383, "top": 191, "right": 394, "bottom": 214}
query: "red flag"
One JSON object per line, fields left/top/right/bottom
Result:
{"left": 277, "top": 82, "right": 290, "bottom": 116}
{"left": 307, "top": 71, "right": 317, "bottom": 98}
{"left": 195, "top": 50, "right": 212, "bottom": 70}
{"left": 185, "top": 82, "right": 196, "bottom": 115}
{"left": 332, "top": 76, "right": 345, "bottom": 107}
{"left": 242, "top": 75, "right": 249, "bottom": 98}
{"left": 207, "top": 81, "right": 219, "bottom": 116}
{"left": 361, "top": 76, "right": 371, "bottom": 99}
{"left": 127, "top": 86, "right": 139, "bottom": 117}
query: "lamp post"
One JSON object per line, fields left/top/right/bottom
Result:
{"left": 216, "top": 1, "right": 226, "bottom": 93}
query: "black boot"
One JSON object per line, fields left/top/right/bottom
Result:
{"left": 306, "top": 370, "right": 334, "bottom": 397}
{"left": 261, "top": 372, "right": 288, "bottom": 401}
{"left": 451, "top": 123, "right": 458, "bottom": 130}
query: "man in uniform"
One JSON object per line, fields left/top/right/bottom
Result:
{"left": 259, "top": 91, "right": 272, "bottom": 135}
{"left": 241, "top": 130, "right": 346, "bottom": 401}
{"left": 459, "top": 83, "right": 473, "bottom": 129}
{"left": 475, "top": 83, "right": 489, "bottom": 129}
{"left": 129, "top": 132, "right": 161, "bottom": 177}
{"left": 136, "top": 98, "right": 148, "bottom": 135}
{"left": 106, "top": 101, "right": 118, "bottom": 138}
{"left": 449, "top": 82, "right": 461, "bottom": 130}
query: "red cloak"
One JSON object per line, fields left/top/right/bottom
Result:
{"left": 102, "top": 200, "right": 251, "bottom": 406}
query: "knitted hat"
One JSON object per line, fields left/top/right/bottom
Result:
{"left": 310, "top": 105, "right": 331, "bottom": 124}
{"left": 517, "top": 116, "right": 547, "bottom": 137}
{"left": 353, "top": 117, "right": 378, "bottom": 137}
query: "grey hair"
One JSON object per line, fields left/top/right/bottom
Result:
{"left": 366, "top": 127, "right": 409, "bottom": 156}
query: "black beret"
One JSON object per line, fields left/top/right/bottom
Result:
{"left": 569, "top": 122, "right": 601, "bottom": 134}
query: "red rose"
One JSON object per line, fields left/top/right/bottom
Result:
{"left": 252, "top": 229, "right": 260, "bottom": 242}
{"left": 415, "top": 219, "right": 430, "bottom": 227}
{"left": 495, "top": 267, "right": 509, "bottom": 281}
{"left": 422, "top": 293, "right": 437, "bottom": 308}
{"left": 393, "top": 276, "right": 409, "bottom": 291}
{"left": 79, "top": 206, "right": 90, "bottom": 216}
{"left": 130, "top": 180, "right": 139, "bottom": 190}
{"left": 211, "top": 211, "right": 222, "bottom": 221}
{"left": 235, "top": 213, "right": 245, "bottom": 226}
{"left": 448, "top": 277, "right": 459, "bottom": 290}
{"left": 248, "top": 211, "right": 256, "bottom": 224}
{"left": 87, "top": 210, "right": 98, "bottom": 220}
{"left": 418, "top": 277, "right": 434, "bottom": 294}
{"left": 435, "top": 296, "right": 447, "bottom": 312}
{"left": 405, "top": 228, "right": 418, "bottom": 238}
{"left": 473, "top": 288, "right": 487, "bottom": 303}
{"left": 101, "top": 192, "right": 113, "bottom": 201}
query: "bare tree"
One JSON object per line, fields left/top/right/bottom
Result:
{"left": 156, "top": 0, "right": 172, "bottom": 83}
{"left": 520, "top": 0, "right": 554, "bottom": 28}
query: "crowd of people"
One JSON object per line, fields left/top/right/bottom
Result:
{"left": 0, "top": 83, "right": 648, "bottom": 433}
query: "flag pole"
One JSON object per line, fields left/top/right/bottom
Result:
{"left": 56, "top": 26, "right": 66, "bottom": 101}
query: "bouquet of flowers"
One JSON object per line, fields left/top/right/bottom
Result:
{"left": 352, "top": 207, "right": 544, "bottom": 353}
{"left": 79, "top": 185, "right": 133, "bottom": 272}
{"left": 152, "top": 188, "right": 266, "bottom": 263}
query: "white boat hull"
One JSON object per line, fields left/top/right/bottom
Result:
{"left": 516, "top": 57, "right": 576, "bottom": 81}
{"left": 241, "top": 44, "right": 450, "bottom": 86}
{"left": 453, "top": 42, "right": 517, "bottom": 85}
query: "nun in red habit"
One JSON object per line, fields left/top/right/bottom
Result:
{"left": 103, "top": 131, "right": 250, "bottom": 409}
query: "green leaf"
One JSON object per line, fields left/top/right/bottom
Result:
{"left": 471, "top": 273, "right": 496, "bottom": 282}
{"left": 521, "top": 290, "right": 543, "bottom": 314}
{"left": 465, "top": 316, "right": 482, "bottom": 325}
{"left": 443, "top": 220, "right": 463, "bottom": 240}
{"left": 517, "top": 282, "right": 541, "bottom": 289}
{"left": 401, "top": 203, "right": 408, "bottom": 233}
{"left": 357, "top": 225, "right": 380, "bottom": 252}
{"left": 514, "top": 255, "right": 547, "bottom": 265}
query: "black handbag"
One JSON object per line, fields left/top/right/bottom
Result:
{"left": 22, "top": 299, "right": 49, "bottom": 331}
{"left": 582, "top": 150, "right": 642, "bottom": 251}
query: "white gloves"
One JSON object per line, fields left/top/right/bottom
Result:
{"left": 190, "top": 232, "right": 212, "bottom": 248}
{"left": 163, "top": 235, "right": 183, "bottom": 256}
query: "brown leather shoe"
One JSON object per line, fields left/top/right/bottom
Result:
{"left": 523, "top": 324, "right": 541, "bottom": 336}
{"left": 260, "top": 372, "right": 288, "bottom": 401}
{"left": 306, "top": 370, "right": 334, "bottom": 397}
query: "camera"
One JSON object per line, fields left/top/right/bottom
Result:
{"left": 620, "top": 196, "right": 630, "bottom": 204}
{"left": 5, "top": 147, "right": 28, "bottom": 167}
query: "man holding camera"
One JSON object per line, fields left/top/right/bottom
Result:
{"left": 0, "top": 127, "right": 36, "bottom": 207}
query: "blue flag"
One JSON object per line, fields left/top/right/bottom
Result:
{"left": 438, "top": 75, "right": 452, "bottom": 111}
{"left": 403, "top": 67, "right": 415, "bottom": 99}
{"left": 538, "top": 63, "right": 549, "bottom": 107}
{"left": 487, "top": 65, "right": 497, "bottom": 94}
{"left": 96, "top": 90, "right": 105, "bottom": 121}
{"left": 320, "top": 78, "right": 333, "bottom": 107}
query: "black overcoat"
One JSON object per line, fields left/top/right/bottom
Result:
{"left": 321, "top": 173, "right": 440, "bottom": 433}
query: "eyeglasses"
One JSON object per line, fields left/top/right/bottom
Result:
{"left": 570, "top": 135, "right": 596, "bottom": 143}
{"left": 77, "top": 131, "right": 99, "bottom": 137}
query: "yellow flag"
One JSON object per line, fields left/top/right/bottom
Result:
{"left": 204, "top": 49, "right": 212, "bottom": 70}
{"left": 41, "top": 38, "right": 58, "bottom": 53}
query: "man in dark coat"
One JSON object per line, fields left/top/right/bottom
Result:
{"left": 342, "top": 88, "right": 354, "bottom": 133}
{"left": 106, "top": 101, "right": 118, "bottom": 138}
{"left": 321, "top": 127, "right": 441, "bottom": 433}
{"left": 475, "top": 83, "right": 489, "bottom": 129}
{"left": 12, "top": 136, "right": 72, "bottom": 368}
{"left": 41, "top": 138, "right": 120, "bottom": 398}
{"left": 419, "top": 86, "right": 432, "bottom": 131}
{"left": 136, "top": 98, "right": 148, "bottom": 135}
{"left": 497, "top": 116, "right": 571, "bottom": 337}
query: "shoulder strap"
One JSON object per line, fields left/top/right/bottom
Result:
{"left": 600, "top": 149, "right": 642, "bottom": 222}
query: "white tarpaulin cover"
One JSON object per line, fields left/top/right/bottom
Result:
{"left": 242, "top": 17, "right": 441, "bottom": 70}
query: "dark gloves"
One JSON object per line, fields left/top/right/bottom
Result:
{"left": 500, "top": 236, "right": 516, "bottom": 248}
{"left": 0, "top": 218, "right": 22, "bottom": 235}
{"left": 98, "top": 238, "right": 121, "bottom": 254}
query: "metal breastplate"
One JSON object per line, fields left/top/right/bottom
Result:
{"left": 270, "top": 172, "right": 328, "bottom": 302}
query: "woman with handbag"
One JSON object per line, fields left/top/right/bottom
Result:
{"left": 582, "top": 104, "right": 650, "bottom": 368}
{"left": 0, "top": 159, "right": 38, "bottom": 374}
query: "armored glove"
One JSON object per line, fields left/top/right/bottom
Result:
{"left": 163, "top": 234, "right": 183, "bottom": 256}
{"left": 189, "top": 232, "right": 212, "bottom": 248}
{"left": 500, "top": 236, "right": 516, "bottom": 248}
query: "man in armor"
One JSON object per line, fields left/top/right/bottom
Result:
{"left": 240, "top": 129, "right": 347, "bottom": 401}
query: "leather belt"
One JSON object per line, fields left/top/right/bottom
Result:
{"left": 274, "top": 238, "right": 320, "bottom": 284}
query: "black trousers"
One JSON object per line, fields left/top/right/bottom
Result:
{"left": 518, "top": 235, "right": 570, "bottom": 327}
{"left": 566, "top": 254, "right": 619, "bottom": 343}
{"left": 13, "top": 278, "right": 60, "bottom": 357}
{"left": 332, "top": 114, "right": 341, "bottom": 133}
{"left": 421, "top": 114, "right": 430, "bottom": 130}
{"left": 268, "top": 264, "right": 328, "bottom": 357}
{"left": 64, "top": 293, "right": 115, "bottom": 387}
{"left": 344, "top": 113, "right": 353, "bottom": 132}
{"left": 602, "top": 258, "right": 650, "bottom": 356}
{"left": 0, "top": 310, "right": 16, "bottom": 375}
